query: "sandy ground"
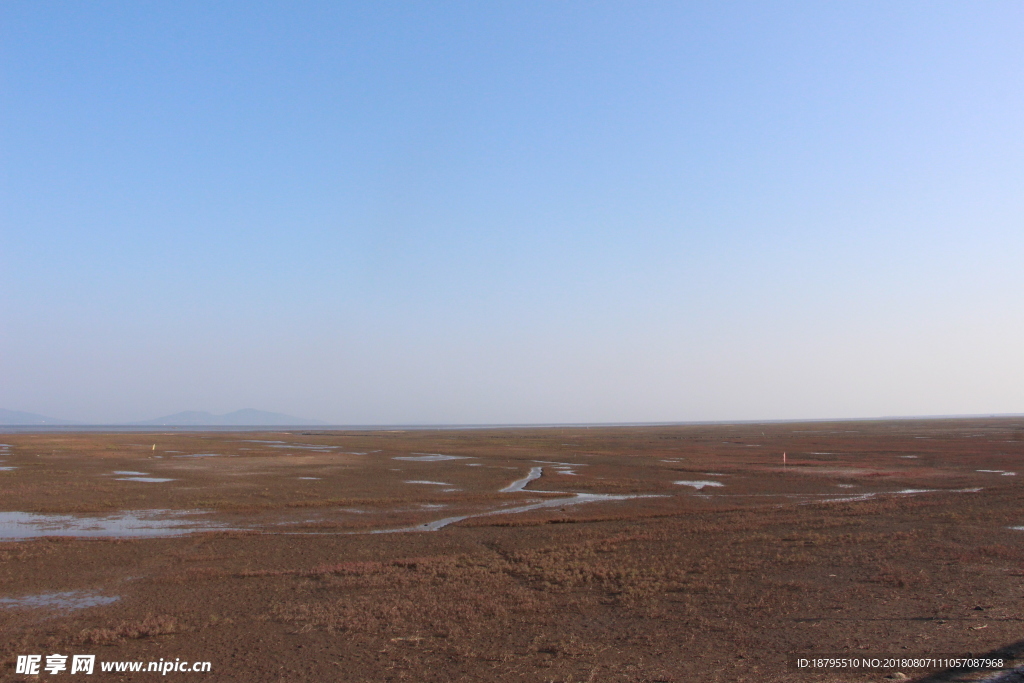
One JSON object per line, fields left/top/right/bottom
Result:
{"left": 0, "top": 419, "right": 1022, "bottom": 681}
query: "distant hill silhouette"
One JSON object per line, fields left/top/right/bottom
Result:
{"left": 0, "top": 408, "right": 79, "bottom": 425}
{"left": 133, "top": 409, "right": 327, "bottom": 426}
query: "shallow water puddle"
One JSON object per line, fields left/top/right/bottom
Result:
{"left": 116, "top": 477, "right": 175, "bottom": 483}
{"left": 0, "top": 591, "right": 119, "bottom": 611}
{"left": 0, "top": 466, "right": 16, "bottom": 471}
{"left": 394, "top": 454, "right": 469, "bottom": 462}
{"left": 501, "top": 467, "right": 544, "bottom": 492}
{"left": 674, "top": 480, "right": 724, "bottom": 490}
{"left": 815, "top": 487, "right": 984, "bottom": 504}
{"left": 297, "top": 477, "right": 321, "bottom": 480}
{"left": 977, "top": 470, "right": 1017, "bottom": 476}
{"left": 0, "top": 510, "right": 233, "bottom": 539}
{"left": 896, "top": 487, "right": 982, "bottom": 494}
{"left": 823, "top": 493, "right": 878, "bottom": 503}
{"left": 112, "top": 471, "right": 148, "bottom": 476}
{"left": 404, "top": 480, "right": 451, "bottom": 486}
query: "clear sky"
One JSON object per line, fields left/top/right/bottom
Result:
{"left": 2, "top": 1, "right": 1022, "bottom": 425}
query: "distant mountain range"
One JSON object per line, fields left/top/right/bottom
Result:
{"left": 133, "top": 409, "right": 327, "bottom": 426}
{"left": 0, "top": 408, "right": 326, "bottom": 426}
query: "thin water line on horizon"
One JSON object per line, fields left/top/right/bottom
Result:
{"left": 3, "top": 412, "right": 1024, "bottom": 434}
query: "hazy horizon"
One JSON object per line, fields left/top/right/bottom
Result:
{"left": 3, "top": 2, "right": 1023, "bottom": 425}
{"left": 4, "top": 406, "right": 1024, "bottom": 431}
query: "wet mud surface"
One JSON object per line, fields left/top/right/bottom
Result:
{"left": 1, "top": 419, "right": 1023, "bottom": 681}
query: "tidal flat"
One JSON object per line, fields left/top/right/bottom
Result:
{"left": 1, "top": 419, "right": 1023, "bottom": 681}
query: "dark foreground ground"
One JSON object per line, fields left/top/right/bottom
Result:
{"left": 1, "top": 419, "right": 1023, "bottom": 682}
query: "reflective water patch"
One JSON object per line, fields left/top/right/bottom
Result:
{"left": 0, "top": 591, "right": 119, "bottom": 611}
{"left": 0, "top": 510, "right": 233, "bottom": 539}
{"left": 674, "top": 480, "right": 724, "bottom": 490}
{"left": 394, "top": 454, "right": 469, "bottom": 462}
{"left": 501, "top": 467, "right": 543, "bottom": 492}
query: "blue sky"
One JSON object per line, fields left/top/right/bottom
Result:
{"left": 2, "top": 1, "right": 1022, "bottom": 424}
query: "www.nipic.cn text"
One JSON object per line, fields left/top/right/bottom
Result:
{"left": 16, "top": 654, "right": 212, "bottom": 675}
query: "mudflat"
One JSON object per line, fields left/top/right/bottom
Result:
{"left": 1, "top": 419, "right": 1022, "bottom": 682}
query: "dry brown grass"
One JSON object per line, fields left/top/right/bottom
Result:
{"left": 2, "top": 420, "right": 1023, "bottom": 681}
{"left": 78, "top": 615, "right": 180, "bottom": 645}
{"left": 269, "top": 555, "right": 542, "bottom": 638}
